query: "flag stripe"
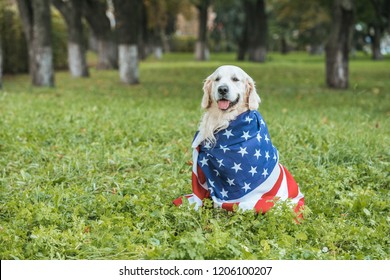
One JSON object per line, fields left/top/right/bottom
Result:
{"left": 222, "top": 202, "right": 240, "bottom": 211}
{"left": 254, "top": 197, "right": 276, "bottom": 214}
{"left": 261, "top": 165, "right": 284, "bottom": 198}
{"left": 283, "top": 165, "right": 299, "bottom": 198}
{"left": 192, "top": 172, "right": 210, "bottom": 200}
{"left": 172, "top": 196, "right": 182, "bottom": 206}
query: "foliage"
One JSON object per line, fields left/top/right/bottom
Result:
{"left": 267, "top": 0, "right": 331, "bottom": 52}
{"left": 0, "top": 4, "right": 67, "bottom": 74}
{"left": 355, "top": 0, "right": 390, "bottom": 56}
{"left": 51, "top": 9, "right": 68, "bottom": 71}
{"left": 170, "top": 35, "right": 197, "bottom": 52}
{"left": 0, "top": 3, "right": 28, "bottom": 73}
{"left": 144, "top": 0, "right": 192, "bottom": 30}
{"left": 0, "top": 52, "right": 389, "bottom": 260}
{"left": 210, "top": 0, "right": 244, "bottom": 52}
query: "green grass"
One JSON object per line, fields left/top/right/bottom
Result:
{"left": 0, "top": 52, "right": 389, "bottom": 260}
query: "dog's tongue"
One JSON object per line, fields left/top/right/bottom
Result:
{"left": 218, "top": 100, "right": 230, "bottom": 110}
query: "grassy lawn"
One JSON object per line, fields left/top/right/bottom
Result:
{"left": 0, "top": 52, "right": 389, "bottom": 260}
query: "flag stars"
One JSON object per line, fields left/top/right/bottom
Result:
{"left": 200, "top": 157, "right": 209, "bottom": 166}
{"left": 217, "top": 159, "right": 225, "bottom": 167}
{"left": 264, "top": 134, "right": 270, "bottom": 143}
{"left": 231, "top": 162, "right": 243, "bottom": 173}
{"left": 208, "top": 179, "right": 215, "bottom": 188}
{"left": 203, "top": 141, "right": 212, "bottom": 149}
{"left": 213, "top": 169, "right": 220, "bottom": 177}
{"left": 265, "top": 151, "right": 270, "bottom": 161}
{"left": 219, "top": 145, "right": 230, "bottom": 153}
{"left": 245, "top": 116, "right": 253, "bottom": 123}
{"left": 262, "top": 168, "right": 269, "bottom": 178}
{"left": 223, "top": 129, "right": 234, "bottom": 139}
{"left": 220, "top": 188, "right": 229, "bottom": 198}
{"left": 256, "top": 133, "right": 262, "bottom": 142}
{"left": 273, "top": 153, "right": 277, "bottom": 161}
{"left": 226, "top": 178, "right": 235, "bottom": 186}
{"left": 241, "top": 131, "right": 251, "bottom": 141}
{"left": 238, "top": 147, "right": 248, "bottom": 157}
{"left": 254, "top": 149, "right": 261, "bottom": 159}
{"left": 249, "top": 166, "right": 257, "bottom": 176}
{"left": 242, "top": 182, "right": 251, "bottom": 193}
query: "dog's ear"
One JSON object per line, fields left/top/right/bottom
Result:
{"left": 201, "top": 75, "right": 213, "bottom": 109}
{"left": 246, "top": 76, "right": 261, "bottom": 110}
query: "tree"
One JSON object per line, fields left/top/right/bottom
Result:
{"left": 16, "top": 0, "right": 54, "bottom": 87}
{"left": 194, "top": 0, "right": 211, "bottom": 60}
{"left": 164, "top": 0, "right": 190, "bottom": 52}
{"left": 238, "top": 0, "right": 268, "bottom": 62}
{"left": 210, "top": 0, "right": 244, "bottom": 52}
{"left": 249, "top": 0, "right": 267, "bottom": 61}
{"left": 143, "top": 0, "right": 179, "bottom": 58}
{"left": 0, "top": 35, "right": 2, "bottom": 89}
{"left": 52, "top": 0, "right": 89, "bottom": 77}
{"left": 356, "top": 0, "right": 390, "bottom": 60}
{"left": 268, "top": 0, "right": 330, "bottom": 54}
{"left": 325, "top": 0, "right": 354, "bottom": 89}
{"left": 83, "top": 0, "right": 117, "bottom": 69}
{"left": 113, "top": 0, "right": 142, "bottom": 84}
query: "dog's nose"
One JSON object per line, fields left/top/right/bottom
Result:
{"left": 218, "top": 85, "right": 229, "bottom": 96}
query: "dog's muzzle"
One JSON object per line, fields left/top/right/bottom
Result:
{"left": 217, "top": 85, "right": 239, "bottom": 111}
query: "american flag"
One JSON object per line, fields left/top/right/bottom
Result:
{"left": 173, "top": 110, "right": 304, "bottom": 215}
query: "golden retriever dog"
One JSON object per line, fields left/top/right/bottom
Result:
{"left": 194, "top": 65, "right": 261, "bottom": 146}
{"left": 174, "top": 65, "right": 304, "bottom": 215}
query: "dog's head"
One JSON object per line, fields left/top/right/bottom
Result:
{"left": 201, "top": 65, "right": 261, "bottom": 112}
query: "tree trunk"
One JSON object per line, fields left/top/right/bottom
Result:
{"left": 118, "top": 44, "right": 138, "bottom": 84}
{"left": 370, "top": 25, "right": 383, "bottom": 60}
{"left": 368, "top": 0, "right": 386, "bottom": 60}
{"left": 239, "top": 0, "right": 267, "bottom": 62}
{"left": 237, "top": 10, "right": 249, "bottom": 61}
{"left": 83, "top": 0, "right": 118, "bottom": 69}
{"left": 138, "top": 2, "right": 149, "bottom": 61}
{"left": 96, "top": 39, "right": 118, "bottom": 69}
{"left": 113, "top": 0, "right": 141, "bottom": 84}
{"left": 0, "top": 35, "right": 2, "bottom": 89}
{"left": 163, "top": 13, "right": 176, "bottom": 53}
{"left": 16, "top": 0, "right": 54, "bottom": 87}
{"left": 280, "top": 36, "right": 289, "bottom": 54}
{"left": 249, "top": 0, "right": 267, "bottom": 62}
{"left": 195, "top": 0, "right": 210, "bottom": 61}
{"left": 151, "top": 29, "right": 164, "bottom": 60}
{"left": 325, "top": 0, "right": 354, "bottom": 89}
{"left": 52, "top": 0, "right": 89, "bottom": 77}
{"left": 161, "top": 28, "right": 171, "bottom": 53}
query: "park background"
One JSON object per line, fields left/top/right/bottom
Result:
{"left": 0, "top": 0, "right": 389, "bottom": 260}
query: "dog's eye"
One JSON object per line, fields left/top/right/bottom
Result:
{"left": 215, "top": 77, "right": 221, "bottom": 82}
{"left": 232, "top": 77, "right": 240, "bottom": 82}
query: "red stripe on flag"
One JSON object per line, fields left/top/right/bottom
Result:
{"left": 192, "top": 170, "right": 210, "bottom": 200}
{"left": 294, "top": 197, "right": 305, "bottom": 222}
{"left": 173, "top": 194, "right": 194, "bottom": 207}
{"left": 196, "top": 165, "right": 206, "bottom": 185}
{"left": 294, "top": 197, "right": 304, "bottom": 214}
{"left": 222, "top": 202, "right": 240, "bottom": 211}
{"left": 264, "top": 165, "right": 283, "bottom": 197}
{"left": 254, "top": 197, "right": 275, "bottom": 214}
{"left": 254, "top": 165, "right": 283, "bottom": 213}
{"left": 172, "top": 196, "right": 183, "bottom": 206}
{"left": 193, "top": 146, "right": 209, "bottom": 199}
